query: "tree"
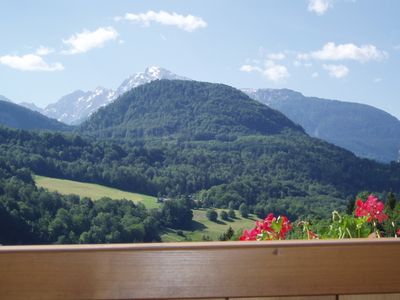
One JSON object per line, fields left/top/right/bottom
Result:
{"left": 206, "top": 209, "right": 218, "bottom": 222}
{"left": 218, "top": 226, "right": 235, "bottom": 241}
{"left": 220, "top": 210, "right": 228, "bottom": 221}
{"left": 239, "top": 203, "right": 249, "bottom": 218}
{"left": 161, "top": 199, "right": 193, "bottom": 229}
{"left": 228, "top": 208, "right": 236, "bottom": 219}
{"left": 387, "top": 192, "right": 397, "bottom": 210}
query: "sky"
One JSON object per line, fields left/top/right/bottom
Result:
{"left": 0, "top": 0, "right": 399, "bottom": 118}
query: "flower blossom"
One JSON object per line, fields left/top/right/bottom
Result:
{"left": 240, "top": 213, "right": 292, "bottom": 241}
{"left": 355, "top": 195, "right": 388, "bottom": 223}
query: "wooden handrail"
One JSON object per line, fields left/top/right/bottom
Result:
{"left": 0, "top": 239, "right": 399, "bottom": 300}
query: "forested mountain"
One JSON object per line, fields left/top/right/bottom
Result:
{"left": 75, "top": 80, "right": 399, "bottom": 216}
{"left": 243, "top": 88, "right": 400, "bottom": 163}
{"left": 80, "top": 80, "right": 302, "bottom": 139}
{"left": 0, "top": 100, "right": 71, "bottom": 131}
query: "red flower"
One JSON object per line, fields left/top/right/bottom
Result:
{"left": 354, "top": 195, "right": 388, "bottom": 223}
{"left": 240, "top": 213, "right": 292, "bottom": 241}
{"left": 397, "top": 229, "right": 400, "bottom": 237}
{"left": 239, "top": 228, "right": 260, "bottom": 241}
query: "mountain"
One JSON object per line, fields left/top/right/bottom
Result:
{"left": 43, "top": 88, "right": 116, "bottom": 125}
{"left": 0, "top": 100, "right": 71, "bottom": 131}
{"left": 242, "top": 88, "right": 400, "bottom": 163}
{"left": 19, "top": 102, "right": 44, "bottom": 113}
{"left": 0, "top": 95, "right": 44, "bottom": 113}
{"left": 80, "top": 80, "right": 303, "bottom": 139}
{"left": 0, "top": 95, "right": 12, "bottom": 102}
{"left": 42, "top": 67, "right": 189, "bottom": 125}
{"left": 116, "top": 66, "right": 189, "bottom": 96}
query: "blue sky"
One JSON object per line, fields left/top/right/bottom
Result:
{"left": 1, "top": 0, "right": 399, "bottom": 118}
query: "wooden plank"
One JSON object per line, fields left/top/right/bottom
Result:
{"left": 233, "top": 297, "right": 336, "bottom": 300}
{"left": 0, "top": 239, "right": 399, "bottom": 300}
{"left": 340, "top": 294, "right": 400, "bottom": 300}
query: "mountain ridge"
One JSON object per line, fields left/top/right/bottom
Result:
{"left": 0, "top": 99, "right": 71, "bottom": 131}
{"left": 243, "top": 88, "right": 400, "bottom": 162}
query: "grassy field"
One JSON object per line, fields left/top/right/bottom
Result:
{"left": 161, "top": 209, "right": 258, "bottom": 242}
{"left": 34, "top": 175, "right": 159, "bottom": 209}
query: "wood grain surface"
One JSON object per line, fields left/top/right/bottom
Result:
{"left": 234, "top": 297, "right": 336, "bottom": 300}
{"left": 340, "top": 294, "right": 400, "bottom": 300}
{"left": 0, "top": 239, "right": 399, "bottom": 300}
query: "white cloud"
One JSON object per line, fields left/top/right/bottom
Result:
{"left": 0, "top": 54, "right": 64, "bottom": 71}
{"left": 267, "top": 52, "right": 285, "bottom": 60}
{"left": 263, "top": 60, "right": 289, "bottom": 82}
{"left": 312, "top": 72, "right": 319, "bottom": 78}
{"left": 394, "top": 45, "right": 400, "bottom": 50}
{"left": 240, "top": 60, "right": 289, "bottom": 82}
{"left": 62, "top": 26, "right": 119, "bottom": 55}
{"left": 116, "top": 10, "right": 207, "bottom": 32}
{"left": 308, "top": 0, "right": 333, "bottom": 15}
{"left": 374, "top": 78, "right": 382, "bottom": 83}
{"left": 323, "top": 64, "right": 349, "bottom": 78}
{"left": 36, "top": 46, "right": 54, "bottom": 56}
{"left": 308, "top": 42, "right": 387, "bottom": 62}
{"left": 240, "top": 65, "right": 261, "bottom": 73}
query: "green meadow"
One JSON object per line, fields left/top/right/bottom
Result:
{"left": 34, "top": 175, "right": 159, "bottom": 209}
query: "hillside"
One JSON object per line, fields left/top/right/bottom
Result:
{"left": 243, "top": 88, "right": 400, "bottom": 163}
{"left": 80, "top": 80, "right": 303, "bottom": 139}
{"left": 0, "top": 100, "right": 71, "bottom": 131}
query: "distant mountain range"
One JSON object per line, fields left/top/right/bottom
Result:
{"left": 42, "top": 88, "right": 116, "bottom": 125}
{"left": 242, "top": 88, "right": 400, "bottom": 163}
{"left": 36, "top": 66, "right": 189, "bottom": 125}
{"left": 0, "top": 99, "right": 71, "bottom": 131}
{"left": 2, "top": 67, "right": 400, "bottom": 162}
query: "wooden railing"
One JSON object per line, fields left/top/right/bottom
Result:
{"left": 0, "top": 239, "right": 399, "bottom": 300}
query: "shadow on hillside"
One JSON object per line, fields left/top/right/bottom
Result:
{"left": 213, "top": 220, "right": 227, "bottom": 225}
{"left": 190, "top": 220, "right": 207, "bottom": 231}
